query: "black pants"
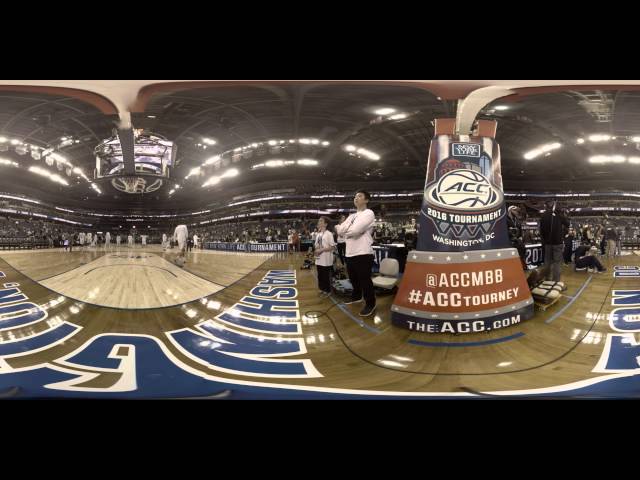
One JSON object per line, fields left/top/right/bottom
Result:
{"left": 576, "top": 256, "right": 604, "bottom": 271}
{"left": 346, "top": 254, "right": 375, "bottom": 307}
{"left": 337, "top": 242, "right": 346, "bottom": 265}
{"left": 316, "top": 265, "right": 332, "bottom": 293}
{"left": 563, "top": 244, "right": 573, "bottom": 263}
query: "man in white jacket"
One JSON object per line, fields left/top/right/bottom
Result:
{"left": 335, "top": 190, "right": 376, "bottom": 317}
{"left": 173, "top": 224, "right": 189, "bottom": 267}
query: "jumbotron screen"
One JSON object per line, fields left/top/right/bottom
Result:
{"left": 95, "top": 131, "right": 176, "bottom": 178}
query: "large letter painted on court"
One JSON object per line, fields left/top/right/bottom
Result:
{"left": 391, "top": 119, "right": 534, "bottom": 334}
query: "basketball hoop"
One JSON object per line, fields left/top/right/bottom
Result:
{"left": 112, "top": 176, "right": 143, "bottom": 194}
{"left": 111, "top": 176, "right": 163, "bottom": 194}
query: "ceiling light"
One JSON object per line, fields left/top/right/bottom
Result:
{"left": 345, "top": 145, "right": 356, "bottom": 152}
{"left": 221, "top": 168, "right": 239, "bottom": 178}
{"left": 523, "top": 142, "right": 562, "bottom": 160}
{"left": 321, "top": 141, "right": 330, "bottom": 146}
{"left": 297, "top": 159, "right": 318, "bottom": 166}
{"left": 374, "top": 108, "right": 396, "bottom": 115}
{"left": 494, "top": 105, "right": 509, "bottom": 111}
{"left": 589, "top": 155, "right": 627, "bottom": 164}
{"left": 632, "top": 136, "right": 640, "bottom": 142}
{"left": 204, "top": 155, "right": 221, "bottom": 165}
{"left": 389, "top": 113, "right": 408, "bottom": 120}
{"left": 202, "top": 176, "right": 221, "bottom": 187}
{"left": 577, "top": 138, "right": 585, "bottom": 144}
{"left": 265, "top": 160, "right": 284, "bottom": 167}
{"left": 357, "top": 148, "right": 381, "bottom": 161}
{"left": 186, "top": 167, "right": 201, "bottom": 179}
{"left": 588, "top": 134, "right": 611, "bottom": 142}
{"left": 268, "top": 140, "right": 277, "bottom": 146}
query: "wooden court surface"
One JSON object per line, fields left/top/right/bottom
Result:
{"left": 0, "top": 246, "right": 637, "bottom": 398}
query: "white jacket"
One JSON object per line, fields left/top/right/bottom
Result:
{"left": 174, "top": 225, "right": 188, "bottom": 243}
{"left": 334, "top": 209, "right": 375, "bottom": 257}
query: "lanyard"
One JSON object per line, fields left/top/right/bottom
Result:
{"left": 345, "top": 213, "right": 359, "bottom": 233}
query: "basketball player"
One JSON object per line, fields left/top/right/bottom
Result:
{"left": 79, "top": 232, "right": 85, "bottom": 249}
{"left": 193, "top": 233, "right": 199, "bottom": 250}
{"left": 105, "top": 231, "right": 111, "bottom": 250}
{"left": 86, "top": 232, "right": 92, "bottom": 249}
{"left": 162, "top": 233, "right": 168, "bottom": 250}
{"left": 127, "top": 234, "right": 133, "bottom": 248}
{"left": 116, "top": 234, "right": 121, "bottom": 248}
{"left": 335, "top": 190, "right": 377, "bottom": 316}
{"left": 173, "top": 224, "right": 188, "bottom": 267}
{"left": 141, "top": 234, "right": 148, "bottom": 247}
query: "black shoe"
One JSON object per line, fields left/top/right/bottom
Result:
{"left": 343, "top": 298, "right": 363, "bottom": 305}
{"left": 359, "top": 304, "right": 376, "bottom": 317}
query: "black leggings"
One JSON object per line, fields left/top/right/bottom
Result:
{"left": 576, "top": 255, "right": 604, "bottom": 271}
{"left": 337, "top": 242, "right": 346, "bottom": 265}
{"left": 316, "top": 265, "right": 332, "bottom": 293}
{"left": 346, "top": 254, "right": 375, "bottom": 307}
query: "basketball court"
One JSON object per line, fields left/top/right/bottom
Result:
{"left": 0, "top": 80, "right": 638, "bottom": 399}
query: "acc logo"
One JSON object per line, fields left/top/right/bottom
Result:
{"left": 452, "top": 143, "right": 481, "bottom": 158}
{"left": 426, "top": 169, "right": 502, "bottom": 211}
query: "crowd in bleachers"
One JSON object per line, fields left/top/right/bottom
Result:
{"left": 191, "top": 216, "right": 419, "bottom": 250}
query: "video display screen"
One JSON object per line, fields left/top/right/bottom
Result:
{"left": 95, "top": 133, "right": 175, "bottom": 178}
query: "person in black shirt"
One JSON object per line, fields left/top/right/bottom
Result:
{"left": 574, "top": 241, "right": 606, "bottom": 273}
{"left": 540, "top": 201, "right": 570, "bottom": 282}
{"left": 563, "top": 228, "right": 575, "bottom": 265}
{"left": 507, "top": 205, "right": 526, "bottom": 269}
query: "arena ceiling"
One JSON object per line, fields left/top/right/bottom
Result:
{"left": 1, "top": 80, "right": 640, "bottom": 212}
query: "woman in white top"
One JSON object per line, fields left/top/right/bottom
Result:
{"left": 314, "top": 217, "right": 336, "bottom": 295}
